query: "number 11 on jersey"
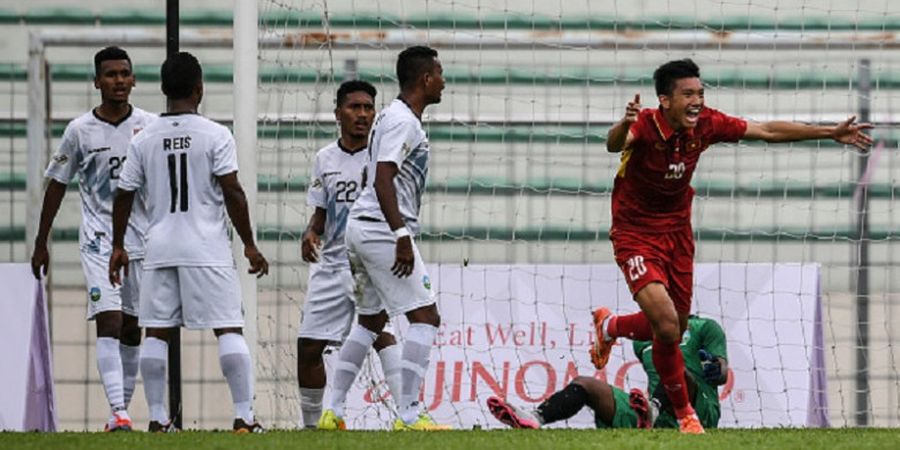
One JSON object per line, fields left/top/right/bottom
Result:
{"left": 168, "top": 153, "right": 189, "bottom": 213}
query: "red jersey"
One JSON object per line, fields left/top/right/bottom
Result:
{"left": 611, "top": 107, "right": 747, "bottom": 232}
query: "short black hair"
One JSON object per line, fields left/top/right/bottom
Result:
{"left": 160, "top": 52, "right": 203, "bottom": 100}
{"left": 653, "top": 59, "right": 701, "bottom": 96}
{"left": 336, "top": 80, "right": 377, "bottom": 106}
{"left": 94, "top": 46, "right": 131, "bottom": 76}
{"left": 396, "top": 46, "right": 438, "bottom": 90}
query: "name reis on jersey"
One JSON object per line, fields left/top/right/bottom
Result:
{"left": 163, "top": 136, "right": 191, "bottom": 150}
{"left": 117, "top": 113, "right": 239, "bottom": 269}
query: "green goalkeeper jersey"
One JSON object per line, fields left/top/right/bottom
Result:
{"left": 632, "top": 315, "right": 728, "bottom": 403}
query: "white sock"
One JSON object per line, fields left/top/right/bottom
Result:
{"left": 218, "top": 333, "right": 255, "bottom": 423}
{"left": 399, "top": 323, "right": 437, "bottom": 424}
{"left": 299, "top": 387, "right": 324, "bottom": 428}
{"left": 96, "top": 337, "right": 126, "bottom": 413}
{"left": 602, "top": 315, "right": 614, "bottom": 341}
{"left": 111, "top": 409, "right": 131, "bottom": 420}
{"left": 327, "top": 325, "right": 377, "bottom": 417}
{"left": 140, "top": 337, "right": 169, "bottom": 423}
{"left": 120, "top": 343, "right": 140, "bottom": 408}
{"left": 377, "top": 343, "right": 403, "bottom": 412}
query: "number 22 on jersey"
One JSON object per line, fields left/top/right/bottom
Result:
{"left": 334, "top": 180, "right": 358, "bottom": 202}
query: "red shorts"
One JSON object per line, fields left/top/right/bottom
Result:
{"left": 610, "top": 226, "right": 695, "bottom": 314}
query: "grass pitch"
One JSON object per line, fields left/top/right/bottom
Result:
{"left": 3, "top": 428, "right": 900, "bottom": 450}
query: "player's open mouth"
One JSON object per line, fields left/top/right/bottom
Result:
{"left": 685, "top": 106, "right": 701, "bottom": 123}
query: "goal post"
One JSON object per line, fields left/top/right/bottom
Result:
{"left": 232, "top": 0, "right": 259, "bottom": 371}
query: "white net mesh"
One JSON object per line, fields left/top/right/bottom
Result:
{"left": 253, "top": 0, "right": 900, "bottom": 429}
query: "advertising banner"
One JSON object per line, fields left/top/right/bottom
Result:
{"left": 341, "top": 263, "right": 825, "bottom": 429}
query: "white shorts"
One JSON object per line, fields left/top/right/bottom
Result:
{"left": 139, "top": 266, "right": 244, "bottom": 330}
{"left": 298, "top": 264, "right": 398, "bottom": 341}
{"left": 298, "top": 265, "right": 355, "bottom": 342}
{"left": 81, "top": 251, "right": 142, "bottom": 320}
{"left": 345, "top": 218, "right": 435, "bottom": 317}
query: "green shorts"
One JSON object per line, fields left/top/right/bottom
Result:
{"left": 653, "top": 387, "right": 721, "bottom": 429}
{"left": 594, "top": 387, "right": 639, "bottom": 429}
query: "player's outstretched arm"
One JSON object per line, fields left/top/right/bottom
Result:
{"left": 606, "top": 93, "right": 640, "bottom": 153}
{"left": 108, "top": 189, "right": 135, "bottom": 286}
{"left": 30, "top": 180, "right": 68, "bottom": 279}
{"left": 743, "top": 116, "right": 873, "bottom": 151}
{"left": 301, "top": 208, "right": 325, "bottom": 263}
{"left": 218, "top": 171, "right": 269, "bottom": 278}
{"left": 373, "top": 161, "right": 414, "bottom": 278}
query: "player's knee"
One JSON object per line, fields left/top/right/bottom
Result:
{"left": 144, "top": 327, "right": 174, "bottom": 342}
{"left": 296, "top": 338, "right": 325, "bottom": 366}
{"left": 117, "top": 313, "right": 140, "bottom": 345}
{"left": 426, "top": 311, "right": 441, "bottom": 327}
{"left": 96, "top": 324, "right": 119, "bottom": 339}
{"left": 372, "top": 332, "right": 397, "bottom": 351}
{"left": 358, "top": 313, "right": 387, "bottom": 333}
{"left": 406, "top": 304, "right": 440, "bottom": 327}
{"left": 654, "top": 318, "right": 681, "bottom": 344}
{"left": 120, "top": 324, "right": 141, "bottom": 346}
{"left": 94, "top": 311, "right": 124, "bottom": 338}
{"left": 213, "top": 327, "right": 243, "bottom": 337}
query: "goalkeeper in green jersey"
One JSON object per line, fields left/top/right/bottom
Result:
{"left": 487, "top": 315, "right": 729, "bottom": 430}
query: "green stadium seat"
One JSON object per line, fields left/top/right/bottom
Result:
{"left": 24, "top": 7, "right": 94, "bottom": 25}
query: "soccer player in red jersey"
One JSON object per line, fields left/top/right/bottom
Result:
{"left": 592, "top": 58, "right": 873, "bottom": 434}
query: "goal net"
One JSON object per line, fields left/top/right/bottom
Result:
{"left": 253, "top": 0, "right": 899, "bottom": 429}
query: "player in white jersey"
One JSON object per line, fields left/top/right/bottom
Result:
{"left": 297, "top": 81, "right": 404, "bottom": 429}
{"left": 318, "top": 46, "right": 449, "bottom": 431}
{"left": 30, "top": 47, "right": 154, "bottom": 432}
{"left": 108, "top": 52, "right": 268, "bottom": 433}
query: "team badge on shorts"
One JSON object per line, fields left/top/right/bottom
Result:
{"left": 89, "top": 287, "right": 101, "bottom": 302}
{"left": 422, "top": 275, "right": 431, "bottom": 290}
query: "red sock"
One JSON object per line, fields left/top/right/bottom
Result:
{"left": 608, "top": 312, "right": 653, "bottom": 341}
{"left": 651, "top": 337, "right": 695, "bottom": 419}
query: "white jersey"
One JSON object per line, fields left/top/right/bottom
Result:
{"left": 350, "top": 98, "right": 430, "bottom": 235}
{"left": 307, "top": 140, "right": 368, "bottom": 269}
{"left": 44, "top": 106, "right": 155, "bottom": 257}
{"left": 118, "top": 113, "right": 239, "bottom": 269}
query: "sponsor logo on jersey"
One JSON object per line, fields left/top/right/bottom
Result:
{"left": 311, "top": 178, "right": 323, "bottom": 189}
{"left": 402, "top": 142, "right": 412, "bottom": 156}
{"left": 52, "top": 153, "right": 69, "bottom": 165}
{"left": 89, "top": 287, "right": 101, "bottom": 302}
{"left": 86, "top": 236, "right": 101, "bottom": 254}
{"left": 87, "top": 146, "right": 111, "bottom": 154}
{"left": 422, "top": 274, "right": 431, "bottom": 290}
{"left": 133, "top": 127, "right": 143, "bottom": 135}
{"left": 322, "top": 171, "right": 341, "bottom": 178}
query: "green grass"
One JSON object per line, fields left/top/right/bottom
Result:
{"left": 2, "top": 429, "right": 899, "bottom": 450}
